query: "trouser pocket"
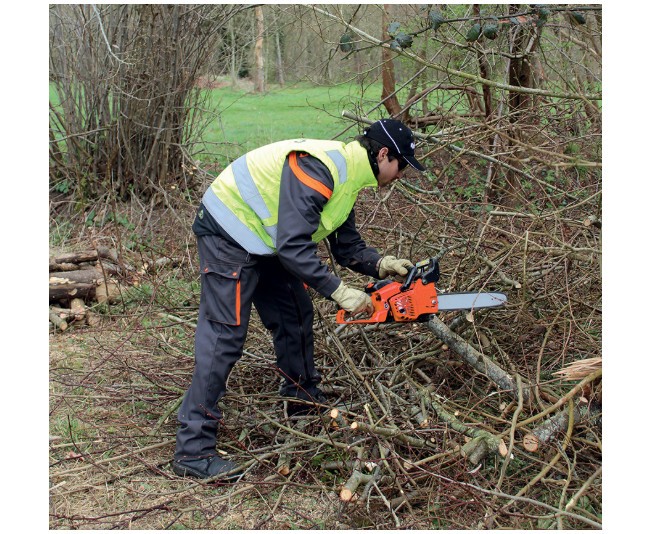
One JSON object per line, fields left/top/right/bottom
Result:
{"left": 201, "top": 262, "right": 243, "bottom": 326}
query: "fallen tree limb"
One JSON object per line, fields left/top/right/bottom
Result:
{"left": 427, "top": 315, "right": 531, "bottom": 402}
{"left": 523, "top": 401, "right": 600, "bottom": 452}
{"left": 511, "top": 368, "right": 602, "bottom": 433}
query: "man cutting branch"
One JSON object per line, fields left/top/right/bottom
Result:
{"left": 173, "top": 119, "right": 426, "bottom": 479}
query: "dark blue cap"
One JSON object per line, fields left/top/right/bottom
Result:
{"left": 364, "top": 119, "right": 425, "bottom": 171}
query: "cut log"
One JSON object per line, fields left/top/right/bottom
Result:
{"left": 51, "top": 247, "right": 118, "bottom": 266}
{"left": 96, "top": 279, "right": 121, "bottom": 304}
{"left": 49, "top": 261, "right": 84, "bottom": 272}
{"left": 340, "top": 471, "right": 372, "bottom": 502}
{"left": 49, "top": 269, "right": 101, "bottom": 302}
{"left": 49, "top": 309, "right": 68, "bottom": 331}
{"left": 50, "top": 268, "right": 102, "bottom": 285}
{"left": 70, "top": 298, "right": 87, "bottom": 322}
{"left": 49, "top": 267, "right": 120, "bottom": 304}
{"left": 49, "top": 282, "right": 96, "bottom": 302}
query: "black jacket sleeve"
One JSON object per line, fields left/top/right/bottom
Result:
{"left": 327, "top": 209, "right": 382, "bottom": 279}
{"left": 276, "top": 152, "right": 342, "bottom": 297}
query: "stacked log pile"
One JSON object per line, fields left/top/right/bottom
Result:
{"left": 49, "top": 246, "right": 124, "bottom": 330}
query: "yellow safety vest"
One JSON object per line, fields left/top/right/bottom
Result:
{"left": 201, "top": 139, "right": 377, "bottom": 255}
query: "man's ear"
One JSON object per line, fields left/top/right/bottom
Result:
{"left": 377, "top": 147, "right": 389, "bottom": 161}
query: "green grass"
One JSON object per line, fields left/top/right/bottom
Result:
{"left": 198, "top": 81, "right": 385, "bottom": 168}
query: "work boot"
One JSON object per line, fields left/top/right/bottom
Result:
{"left": 284, "top": 389, "right": 329, "bottom": 417}
{"left": 172, "top": 455, "right": 243, "bottom": 481}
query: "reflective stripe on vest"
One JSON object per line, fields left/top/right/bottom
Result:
{"left": 232, "top": 154, "right": 271, "bottom": 220}
{"left": 235, "top": 148, "right": 347, "bottom": 248}
{"left": 201, "top": 188, "right": 275, "bottom": 255}
{"left": 326, "top": 150, "right": 347, "bottom": 184}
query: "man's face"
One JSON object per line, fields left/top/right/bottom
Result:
{"left": 376, "top": 147, "right": 406, "bottom": 187}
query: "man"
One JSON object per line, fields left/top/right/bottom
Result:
{"left": 173, "top": 119, "right": 426, "bottom": 479}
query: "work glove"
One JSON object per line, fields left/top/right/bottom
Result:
{"left": 378, "top": 256, "right": 414, "bottom": 280}
{"left": 331, "top": 282, "right": 373, "bottom": 315}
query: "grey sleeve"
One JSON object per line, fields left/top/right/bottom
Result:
{"left": 276, "top": 152, "right": 342, "bottom": 298}
{"left": 327, "top": 210, "right": 382, "bottom": 278}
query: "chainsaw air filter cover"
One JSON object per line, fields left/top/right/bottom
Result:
{"left": 388, "top": 281, "right": 438, "bottom": 322}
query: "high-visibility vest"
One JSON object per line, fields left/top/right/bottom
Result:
{"left": 201, "top": 139, "right": 377, "bottom": 255}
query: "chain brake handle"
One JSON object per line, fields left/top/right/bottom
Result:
{"left": 400, "top": 258, "right": 440, "bottom": 291}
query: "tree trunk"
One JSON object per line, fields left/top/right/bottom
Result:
{"left": 254, "top": 6, "right": 266, "bottom": 93}
{"left": 473, "top": 4, "right": 492, "bottom": 119}
{"left": 275, "top": 26, "right": 285, "bottom": 86}
{"left": 503, "top": 4, "right": 537, "bottom": 206}
{"left": 380, "top": 5, "right": 402, "bottom": 117}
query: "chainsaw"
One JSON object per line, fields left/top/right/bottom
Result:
{"left": 336, "top": 258, "right": 507, "bottom": 324}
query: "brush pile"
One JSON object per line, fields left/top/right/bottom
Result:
{"left": 49, "top": 169, "right": 602, "bottom": 528}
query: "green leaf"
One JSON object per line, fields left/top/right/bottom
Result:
{"left": 85, "top": 209, "right": 96, "bottom": 227}
{"left": 466, "top": 23, "right": 481, "bottom": 42}
{"left": 483, "top": 23, "right": 499, "bottom": 40}
{"left": 535, "top": 5, "right": 551, "bottom": 18}
{"left": 571, "top": 11, "right": 587, "bottom": 25}
{"left": 428, "top": 10, "right": 445, "bottom": 32}
{"left": 394, "top": 32, "right": 413, "bottom": 49}
{"left": 387, "top": 22, "right": 401, "bottom": 36}
{"left": 339, "top": 32, "right": 354, "bottom": 53}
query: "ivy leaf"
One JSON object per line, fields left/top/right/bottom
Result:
{"left": 428, "top": 10, "right": 445, "bottom": 32}
{"left": 466, "top": 23, "right": 482, "bottom": 42}
{"left": 483, "top": 22, "right": 499, "bottom": 40}
{"left": 535, "top": 5, "right": 551, "bottom": 18}
{"left": 387, "top": 22, "right": 401, "bottom": 36}
{"left": 339, "top": 32, "right": 354, "bottom": 53}
{"left": 394, "top": 32, "right": 413, "bottom": 49}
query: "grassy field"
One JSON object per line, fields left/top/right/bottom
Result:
{"left": 197, "top": 81, "right": 386, "bottom": 168}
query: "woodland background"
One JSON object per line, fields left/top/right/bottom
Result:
{"left": 43, "top": 3, "right": 621, "bottom": 530}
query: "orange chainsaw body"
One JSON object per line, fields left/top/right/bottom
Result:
{"left": 336, "top": 258, "right": 440, "bottom": 324}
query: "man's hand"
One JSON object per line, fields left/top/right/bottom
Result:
{"left": 378, "top": 256, "right": 413, "bottom": 280}
{"left": 331, "top": 282, "right": 373, "bottom": 315}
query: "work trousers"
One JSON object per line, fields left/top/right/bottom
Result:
{"left": 175, "top": 233, "right": 321, "bottom": 460}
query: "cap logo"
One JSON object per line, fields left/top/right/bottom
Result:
{"left": 379, "top": 120, "right": 402, "bottom": 154}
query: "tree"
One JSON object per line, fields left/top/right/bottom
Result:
{"left": 381, "top": 5, "right": 403, "bottom": 117}
{"left": 49, "top": 4, "right": 254, "bottom": 202}
{"left": 254, "top": 6, "right": 266, "bottom": 92}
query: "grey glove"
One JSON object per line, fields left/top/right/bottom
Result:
{"left": 331, "top": 282, "right": 373, "bottom": 315}
{"left": 378, "top": 256, "right": 414, "bottom": 279}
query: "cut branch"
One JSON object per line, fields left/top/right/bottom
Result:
{"left": 523, "top": 401, "right": 600, "bottom": 452}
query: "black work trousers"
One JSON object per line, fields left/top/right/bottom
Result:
{"left": 175, "top": 233, "right": 321, "bottom": 460}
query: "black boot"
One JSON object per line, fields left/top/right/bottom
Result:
{"left": 172, "top": 456, "right": 243, "bottom": 481}
{"left": 284, "top": 389, "right": 328, "bottom": 417}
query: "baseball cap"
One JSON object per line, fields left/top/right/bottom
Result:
{"left": 364, "top": 119, "right": 426, "bottom": 171}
